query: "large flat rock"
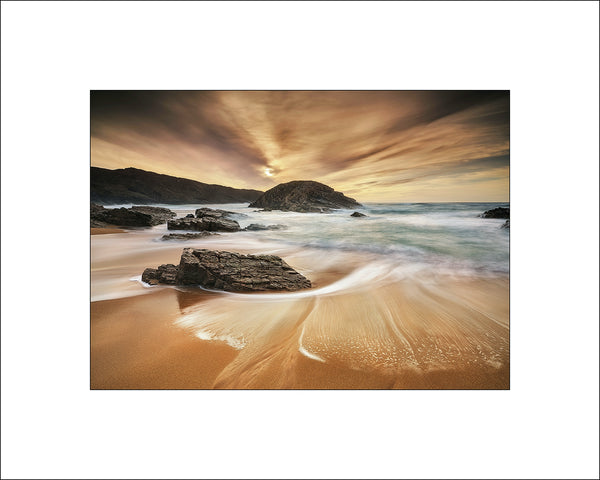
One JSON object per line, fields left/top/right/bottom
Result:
{"left": 167, "top": 217, "right": 241, "bottom": 232}
{"left": 142, "top": 248, "right": 311, "bottom": 292}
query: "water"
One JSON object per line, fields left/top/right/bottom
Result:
{"left": 91, "top": 202, "right": 510, "bottom": 383}
{"left": 106, "top": 202, "right": 509, "bottom": 276}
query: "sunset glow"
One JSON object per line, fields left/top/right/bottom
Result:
{"left": 91, "top": 91, "right": 509, "bottom": 202}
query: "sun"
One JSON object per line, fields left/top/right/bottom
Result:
{"left": 264, "top": 167, "right": 274, "bottom": 177}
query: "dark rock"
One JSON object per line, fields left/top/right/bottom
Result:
{"left": 243, "top": 223, "right": 288, "bottom": 231}
{"left": 141, "top": 264, "right": 178, "bottom": 285}
{"left": 130, "top": 205, "right": 177, "bottom": 225}
{"left": 91, "top": 203, "right": 176, "bottom": 227}
{"left": 248, "top": 180, "right": 361, "bottom": 213}
{"left": 195, "top": 207, "right": 236, "bottom": 219}
{"left": 501, "top": 219, "right": 510, "bottom": 229}
{"left": 143, "top": 248, "right": 312, "bottom": 292}
{"left": 167, "top": 217, "right": 241, "bottom": 232}
{"left": 481, "top": 207, "right": 510, "bottom": 219}
{"left": 91, "top": 166, "right": 263, "bottom": 204}
{"left": 185, "top": 214, "right": 195, "bottom": 218}
{"left": 161, "top": 232, "right": 219, "bottom": 241}
{"left": 90, "top": 204, "right": 154, "bottom": 227}
{"left": 350, "top": 211, "right": 366, "bottom": 217}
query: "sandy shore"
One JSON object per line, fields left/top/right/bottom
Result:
{"left": 91, "top": 226, "right": 509, "bottom": 389}
{"left": 91, "top": 227, "right": 125, "bottom": 235}
{"left": 91, "top": 276, "right": 509, "bottom": 389}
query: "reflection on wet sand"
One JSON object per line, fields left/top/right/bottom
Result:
{"left": 174, "top": 271, "right": 508, "bottom": 389}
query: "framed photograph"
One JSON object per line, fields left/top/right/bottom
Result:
{"left": 90, "top": 90, "right": 510, "bottom": 390}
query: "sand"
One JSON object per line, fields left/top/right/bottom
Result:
{"left": 91, "top": 227, "right": 125, "bottom": 235}
{"left": 91, "top": 228, "right": 509, "bottom": 389}
{"left": 91, "top": 276, "right": 509, "bottom": 390}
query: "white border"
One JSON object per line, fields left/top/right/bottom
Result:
{"left": 1, "top": 2, "right": 599, "bottom": 479}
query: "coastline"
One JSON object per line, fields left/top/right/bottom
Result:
{"left": 90, "top": 203, "right": 509, "bottom": 389}
{"left": 91, "top": 267, "right": 509, "bottom": 389}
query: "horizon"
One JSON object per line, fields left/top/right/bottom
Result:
{"left": 91, "top": 91, "right": 509, "bottom": 202}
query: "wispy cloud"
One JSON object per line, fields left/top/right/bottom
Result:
{"left": 91, "top": 90, "right": 509, "bottom": 202}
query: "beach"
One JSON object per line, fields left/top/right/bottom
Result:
{"left": 91, "top": 202, "right": 509, "bottom": 389}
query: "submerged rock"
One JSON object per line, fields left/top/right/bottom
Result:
{"left": 143, "top": 248, "right": 311, "bottom": 292}
{"left": 167, "top": 216, "right": 241, "bottom": 232}
{"left": 480, "top": 207, "right": 510, "bottom": 219}
{"left": 248, "top": 180, "right": 361, "bottom": 213}
{"left": 501, "top": 219, "right": 510, "bottom": 229}
{"left": 350, "top": 211, "right": 366, "bottom": 217}
{"left": 161, "top": 232, "right": 219, "bottom": 241}
{"left": 243, "top": 223, "right": 288, "bottom": 231}
{"left": 185, "top": 213, "right": 195, "bottom": 218}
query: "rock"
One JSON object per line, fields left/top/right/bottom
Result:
{"left": 143, "top": 248, "right": 312, "bottom": 292}
{"left": 243, "top": 223, "right": 288, "bottom": 231}
{"left": 185, "top": 214, "right": 195, "bottom": 218}
{"left": 248, "top": 180, "right": 361, "bottom": 213}
{"left": 161, "top": 232, "right": 219, "bottom": 241}
{"left": 90, "top": 203, "right": 154, "bottom": 227}
{"left": 481, "top": 207, "right": 510, "bottom": 219}
{"left": 350, "top": 211, "right": 366, "bottom": 217}
{"left": 91, "top": 203, "right": 176, "bottom": 227}
{"left": 501, "top": 219, "right": 510, "bottom": 229}
{"left": 167, "top": 217, "right": 241, "bottom": 232}
{"left": 141, "top": 264, "right": 178, "bottom": 285}
{"left": 195, "top": 207, "right": 237, "bottom": 219}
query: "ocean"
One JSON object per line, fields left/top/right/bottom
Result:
{"left": 91, "top": 202, "right": 510, "bottom": 387}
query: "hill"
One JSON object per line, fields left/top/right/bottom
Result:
{"left": 91, "top": 167, "right": 263, "bottom": 205}
{"left": 248, "top": 180, "right": 361, "bottom": 213}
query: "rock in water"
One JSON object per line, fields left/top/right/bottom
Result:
{"left": 480, "top": 207, "right": 510, "bottom": 219}
{"left": 243, "top": 223, "right": 288, "bottom": 231}
{"left": 501, "top": 219, "right": 510, "bottom": 229}
{"left": 248, "top": 180, "right": 361, "bottom": 213}
{"left": 130, "top": 206, "right": 177, "bottom": 224}
{"left": 143, "top": 248, "right": 311, "bottom": 292}
{"left": 167, "top": 217, "right": 241, "bottom": 232}
{"left": 195, "top": 207, "right": 236, "bottom": 219}
{"left": 91, "top": 204, "right": 154, "bottom": 227}
{"left": 350, "top": 211, "right": 366, "bottom": 217}
{"left": 91, "top": 203, "right": 176, "bottom": 227}
{"left": 161, "top": 232, "right": 219, "bottom": 241}
{"left": 141, "top": 264, "right": 178, "bottom": 285}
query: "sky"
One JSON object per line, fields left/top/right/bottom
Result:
{"left": 91, "top": 91, "right": 509, "bottom": 202}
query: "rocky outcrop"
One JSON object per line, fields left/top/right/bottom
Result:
{"left": 243, "top": 224, "right": 287, "bottom": 231}
{"left": 195, "top": 207, "right": 235, "bottom": 219}
{"left": 350, "top": 211, "right": 366, "bottom": 217}
{"left": 91, "top": 166, "right": 263, "bottom": 205}
{"left": 501, "top": 219, "right": 510, "bottom": 229}
{"left": 161, "top": 232, "right": 219, "bottom": 241}
{"left": 141, "top": 264, "right": 178, "bottom": 285}
{"left": 480, "top": 207, "right": 510, "bottom": 219}
{"left": 90, "top": 203, "right": 176, "bottom": 227}
{"left": 248, "top": 180, "right": 361, "bottom": 213}
{"left": 167, "top": 216, "right": 241, "bottom": 232}
{"left": 130, "top": 206, "right": 177, "bottom": 223}
{"left": 142, "top": 248, "right": 311, "bottom": 292}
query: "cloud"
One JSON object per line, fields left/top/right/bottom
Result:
{"left": 91, "top": 90, "right": 509, "bottom": 201}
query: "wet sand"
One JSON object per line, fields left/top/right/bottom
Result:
{"left": 91, "top": 226, "right": 509, "bottom": 389}
{"left": 91, "top": 227, "right": 125, "bottom": 235}
{"left": 91, "top": 275, "right": 509, "bottom": 389}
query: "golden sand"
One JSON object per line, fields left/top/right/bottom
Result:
{"left": 91, "top": 276, "right": 509, "bottom": 389}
